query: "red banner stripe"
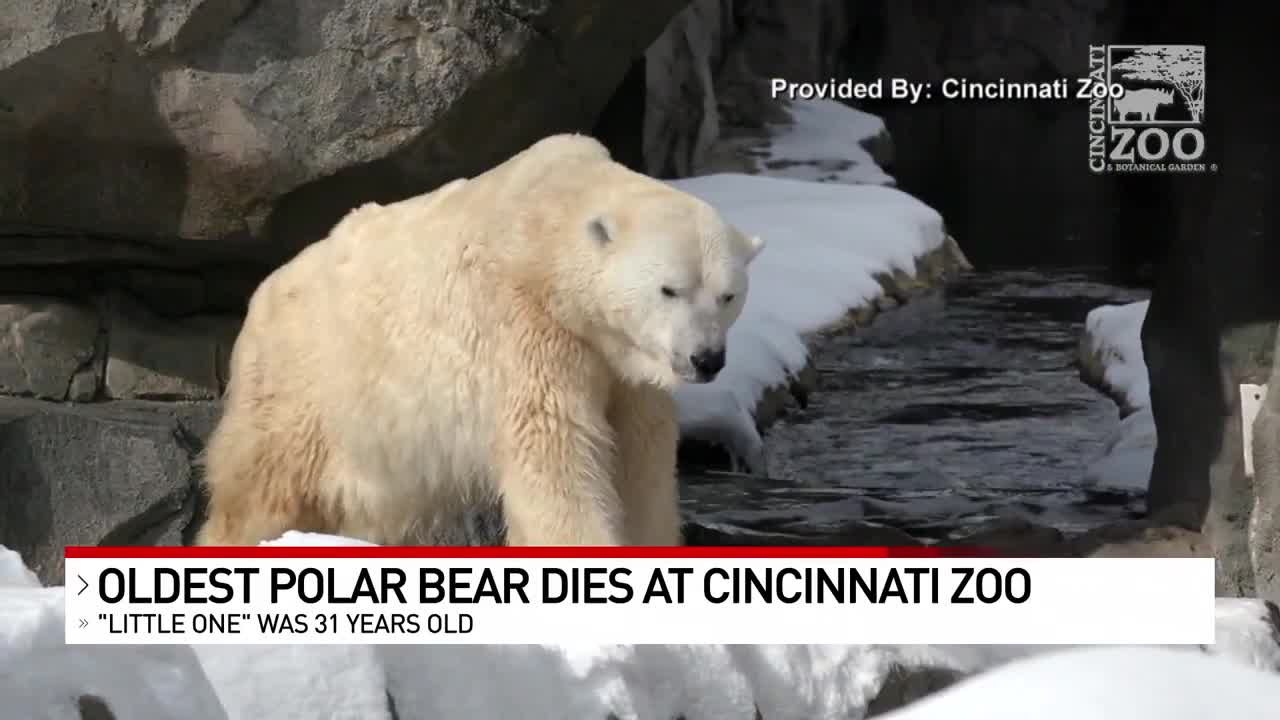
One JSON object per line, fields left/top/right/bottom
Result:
{"left": 63, "top": 546, "right": 1000, "bottom": 560}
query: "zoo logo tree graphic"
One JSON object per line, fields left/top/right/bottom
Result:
{"left": 1110, "top": 45, "right": 1205, "bottom": 123}
{"left": 1089, "top": 44, "right": 1210, "bottom": 173}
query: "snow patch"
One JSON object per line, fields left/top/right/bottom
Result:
{"left": 759, "top": 99, "right": 896, "bottom": 186}
{"left": 1208, "top": 598, "right": 1280, "bottom": 673}
{"left": 196, "top": 644, "right": 391, "bottom": 720}
{"left": 1083, "top": 299, "right": 1151, "bottom": 413}
{"left": 875, "top": 645, "right": 1280, "bottom": 720}
{"left": 0, "top": 581, "right": 227, "bottom": 720}
{"left": 1080, "top": 300, "right": 1155, "bottom": 491}
{"left": 0, "top": 545, "right": 41, "bottom": 589}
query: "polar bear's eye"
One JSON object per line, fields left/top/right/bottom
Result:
{"left": 661, "top": 286, "right": 678, "bottom": 298}
{"left": 720, "top": 293, "right": 736, "bottom": 304}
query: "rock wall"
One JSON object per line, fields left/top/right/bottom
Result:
{"left": 0, "top": 399, "right": 219, "bottom": 580}
{"left": 1, "top": 0, "right": 689, "bottom": 264}
{"left": 1135, "top": 4, "right": 1280, "bottom": 600}
{"left": 641, "top": 0, "right": 860, "bottom": 180}
{"left": 1252, "top": 340, "right": 1280, "bottom": 605}
{"left": 0, "top": 294, "right": 240, "bottom": 403}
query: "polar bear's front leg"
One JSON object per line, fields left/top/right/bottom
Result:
{"left": 610, "top": 383, "right": 684, "bottom": 546}
{"left": 497, "top": 391, "right": 624, "bottom": 546}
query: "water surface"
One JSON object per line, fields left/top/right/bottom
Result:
{"left": 681, "top": 268, "right": 1151, "bottom": 543}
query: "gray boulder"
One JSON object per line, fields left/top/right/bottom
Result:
{"left": 0, "top": 0, "right": 688, "bottom": 267}
{"left": 0, "top": 298, "right": 99, "bottom": 400}
{"left": 0, "top": 399, "right": 219, "bottom": 583}
{"left": 1251, "top": 341, "right": 1280, "bottom": 604}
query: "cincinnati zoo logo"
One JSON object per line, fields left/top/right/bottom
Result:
{"left": 1086, "top": 44, "right": 1210, "bottom": 174}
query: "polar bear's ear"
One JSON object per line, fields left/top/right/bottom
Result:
{"left": 744, "top": 234, "right": 765, "bottom": 262}
{"left": 587, "top": 216, "right": 615, "bottom": 247}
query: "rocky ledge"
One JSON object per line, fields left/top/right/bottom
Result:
{"left": 0, "top": 399, "right": 219, "bottom": 581}
{"left": 0, "top": 291, "right": 242, "bottom": 403}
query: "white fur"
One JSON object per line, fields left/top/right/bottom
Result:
{"left": 197, "top": 134, "right": 763, "bottom": 547}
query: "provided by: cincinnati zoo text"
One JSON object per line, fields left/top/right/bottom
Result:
{"left": 771, "top": 77, "right": 1121, "bottom": 104}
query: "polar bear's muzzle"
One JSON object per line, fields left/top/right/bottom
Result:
{"left": 688, "top": 346, "right": 727, "bottom": 383}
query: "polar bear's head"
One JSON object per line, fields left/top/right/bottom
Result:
{"left": 572, "top": 189, "right": 765, "bottom": 390}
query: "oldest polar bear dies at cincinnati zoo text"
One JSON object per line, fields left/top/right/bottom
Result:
{"left": 196, "top": 134, "right": 765, "bottom": 548}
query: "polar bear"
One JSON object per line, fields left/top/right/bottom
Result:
{"left": 195, "top": 134, "right": 764, "bottom": 547}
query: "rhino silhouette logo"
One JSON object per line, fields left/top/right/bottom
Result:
{"left": 1107, "top": 45, "right": 1204, "bottom": 125}
{"left": 1112, "top": 87, "right": 1175, "bottom": 121}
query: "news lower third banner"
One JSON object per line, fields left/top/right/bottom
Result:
{"left": 63, "top": 547, "right": 1216, "bottom": 645}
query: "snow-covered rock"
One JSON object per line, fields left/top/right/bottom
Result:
{"left": 0, "top": 586, "right": 65, "bottom": 671}
{"left": 1208, "top": 598, "right": 1280, "bottom": 672}
{"left": 0, "top": 545, "right": 41, "bottom": 588}
{"left": 758, "top": 99, "right": 896, "bottom": 187}
{"left": 874, "top": 645, "right": 1280, "bottom": 720}
{"left": 196, "top": 644, "right": 391, "bottom": 720}
{"left": 0, "top": 642, "right": 227, "bottom": 720}
{"left": 1078, "top": 299, "right": 1150, "bottom": 417}
{"left": 1078, "top": 300, "right": 1155, "bottom": 491}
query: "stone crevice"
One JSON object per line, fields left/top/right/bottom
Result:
{"left": 490, "top": 5, "right": 583, "bottom": 116}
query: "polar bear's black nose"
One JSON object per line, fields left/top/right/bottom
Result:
{"left": 691, "top": 347, "right": 726, "bottom": 380}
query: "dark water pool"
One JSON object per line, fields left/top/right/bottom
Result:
{"left": 680, "top": 268, "right": 1151, "bottom": 543}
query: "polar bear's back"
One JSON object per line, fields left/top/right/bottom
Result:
{"left": 236, "top": 135, "right": 612, "bottom": 411}
{"left": 233, "top": 137, "right": 620, "bottom": 513}
{"left": 220, "top": 180, "right": 516, "bottom": 532}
